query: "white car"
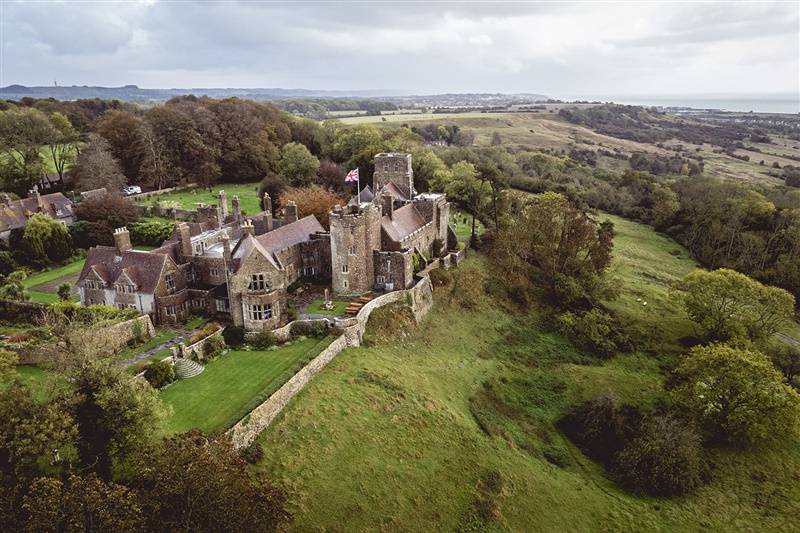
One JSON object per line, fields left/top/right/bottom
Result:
{"left": 123, "top": 185, "right": 142, "bottom": 196}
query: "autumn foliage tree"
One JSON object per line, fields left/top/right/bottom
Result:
{"left": 280, "top": 186, "right": 345, "bottom": 229}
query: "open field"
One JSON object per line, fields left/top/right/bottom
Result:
{"left": 253, "top": 232, "right": 800, "bottom": 531}
{"left": 161, "top": 336, "right": 333, "bottom": 435}
{"left": 136, "top": 182, "right": 263, "bottom": 215}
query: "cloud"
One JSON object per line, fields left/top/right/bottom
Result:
{"left": 1, "top": 0, "right": 797, "bottom": 96}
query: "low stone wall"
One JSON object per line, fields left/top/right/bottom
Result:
{"left": 106, "top": 315, "right": 156, "bottom": 348}
{"left": 226, "top": 275, "right": 435, "bottom": 449}
{"left": 130, "top": 183, "right": 197, "bottom": 201}
{"left": 228, "top": 334, "right": 348, "bottom": 448}
{"left": 177, "top": 327, "right": 224, "bottom": 361}
{"left": 245, "top": 318, "right": 331, "bottom": 343}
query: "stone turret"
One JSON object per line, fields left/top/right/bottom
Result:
{"left": 329, "top": 203, "right": 381, "bottom": 294}
{"left": 373, "top": 153, "right": 414, "bottom": 199}
{"left": 113, "top": 227, "right": 132, "bottom": 255}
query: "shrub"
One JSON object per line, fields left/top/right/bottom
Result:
{"left": 222, "top": 325, "right": 245, "bottom": 347}
{"left": 290, "top": 320, "right": 328, "bottom": 338}
{"left": 203, "top": 335, "right": 225, "bottom": 359}
{"left": 558, "top": 393, "right": 642, "bottom": 466}
{"left": 672, "top": 343, "right": 800, "bottom": 446}
{"left": 144, "top": 360, "right": 175, "bottom": 389}
{"left": 286, "top": 301, "right": 297, "bottom": 322}
{"left": 189, "top": 322, "right": 221, "bottom": 344}
{"left": 432, "top": 238, "right": 443, "bottom": 258}
{"left": 57, "top": 283, "right": 72, "bottom": 301}
{"left": 615, "top": 414, "right": 708, "bottom": 496}
{"left": 252, "top": 331, "right": 278, "bottom": 349}
{"left": 450, "top": 264, "right": 487, "bottom": 309}
{"left": 128, "top": 219, "right": 174, "bottom": 247}
{"left": 557, "top": 309, "right": 629, "bottom": 357}
{"left": 429, "top": 267, "right": 452, "bottom": 288}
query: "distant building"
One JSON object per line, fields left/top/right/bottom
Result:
{"left": 0, "top": 189, "right": 75, "bottom": 241}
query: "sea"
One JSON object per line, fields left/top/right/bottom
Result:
{"left": 568, "top": 94, "right": 799, "bottom": 114}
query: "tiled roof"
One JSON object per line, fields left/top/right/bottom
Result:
{"left": 381, "top": 204, "right": 428, "bottom": 242}
{"left": 233, "top": 215, "right": 324, "bottom": 271}
{"left": 77, "top": 247, "right": 168, "bottom": 294}
{"left": 348, "top": 185, "right": 374, "bottom": 206}
{"left": 0, "top": 193, "right": 73, "bottom": 232}
{"left": 377, "top": 182, "right": 408, "bottom": 201}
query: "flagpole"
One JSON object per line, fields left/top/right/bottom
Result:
{"left": 357, "top": 167, "right": 360, "bottom": 205}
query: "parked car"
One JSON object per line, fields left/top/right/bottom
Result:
{"left": 123, "top": 185, "right": 142, "bottom": 196}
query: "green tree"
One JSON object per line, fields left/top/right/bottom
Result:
{"left": 279, "top": 142, "right": 320, "bottom": 187}
{"left": 72, "top": 133, "right": 127, "bottom": 193}
{"left": 442, "top": 161, "right": 490, "bottom": 245}
{"left": 770, "top": 344, "right": 800, "bottom": 386}
{"left": 0, "top": 271, "right": 29, "bottom": 302}
{"left": 672, "top": 343, "right": 800, "bottom": 446}
{"left": 0, "top": 107, "right": 55, "bottom": 194}
{"left": 47, "top": 112, "right": 80, "bottom": 182}
{"left": 22, "top": 212, "right": 74, "bottom": 264}
{"left": 57, "top": 283, "right": 72, "bottom": 301}
{"left": 675, "top": 268, "right": 795, "bottom": 342}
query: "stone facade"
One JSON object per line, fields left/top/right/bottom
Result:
{"left": 329, "top": 203, "right": 382, "bottom": 295}
{"left": 373, "top": 152, "right": 414, "bottom": 199}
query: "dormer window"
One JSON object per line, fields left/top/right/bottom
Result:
{"left": 248, "top": 273, "right": 268, "bottom": 291}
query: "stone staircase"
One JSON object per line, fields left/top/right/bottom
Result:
{"left": 345, "top": 295, "right": 374, "bottom": 316}
{"left": 174, "top": 358, "right": 204, "bottom": 379}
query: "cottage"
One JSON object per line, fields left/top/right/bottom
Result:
{"left": 0, "top": 189, "right": 74, "bottom": 241}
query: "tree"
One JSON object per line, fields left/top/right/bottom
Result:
{"left": 46, "top": 112, "right": 80, "bottom": 181}
{"left": 675, "top": 268, "right": 795, "bottom": 342}
{"left": 257, "top": 172, "right": 289, "bottom": 211}
{"left": 0, "top": 107, "right": 54, "bottom": 194}
{"left": 770, "top": 344, "right": 800, "bottom": 386}
{"left": 492, "top": 192, "right": 615, "bottom": 305}
{"left": 22, "top": 474, "right": 144, "bottom": 532}
{"left": 72, "top": 133, "right": 127, "bottom": 193}
{"left": 441, "top": 161, "right": 489, "bottom": 245}
{"left": 138, "top": 121, "right": 172, "bottom": 190}
{"left": 95, "top": 109, "right": 145, "bottom": 182}
{"left": 317, "top": 158, "right": 347, "bottom": 192}
{"left": 279, "top": 186, "right": 344, "bottom": 228}
{"left": 57, "top": 283, "right": 72, "bottom": 301}
{"left": 279, "top": 142, "right": 320, "bottom": 187}
{"left": 22, "top": 212, "right": 74, "bottom": 264}
{"left": 0, "top": 271, "right": 29, "bottom": 302}
{"left": 130, "top": 431, "right": 289, "bottom": 532}
{"left": 71, "top": 360, "right": 166, "bottom": 479}
{"left": 672, "top": 344, "right": 800, "bottom": 446}
{"left": 73, "top": 192, "right": 139, "bottom": 247}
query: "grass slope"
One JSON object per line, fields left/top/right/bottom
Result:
{"left": 252, "top": 223, "right": 800, "bottom": 531}
{"left": 161, "top": 337, "right": 330, "bottom": 435}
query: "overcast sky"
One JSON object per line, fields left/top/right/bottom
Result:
{"left": 2, "top": 1, "right": 798, "bottom": 97}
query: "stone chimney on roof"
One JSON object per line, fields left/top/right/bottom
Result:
{"left": 218, "top": 190, "right": 228, "bottom": 219}
{"left": 263, "top": 211, "right": 273, "bottom": 233}
{"left": 242, "top": 219, "right": 254, "bottom": 237}
{"left": 381, "top": 192, "right": 394, "bottom": 220}
{"left": 113, "top": 227, "right": 132, "bottom": 255}
{"left": 177, "top": 222, "right": 192, "bottom": 257}
{"left": 262, "top": 192, "right": 272, "bottom": 214}
{"left": 232, "top": 195, "right": 242, "bottom": 224}
{"left": 285, "top": 200, "right": 298, "bottom": 223}
{"left": 30, "top": 189, "right": 44, "bottom": 212}
{"left": 221, "top": 232, "right": 232, "bottom": 265}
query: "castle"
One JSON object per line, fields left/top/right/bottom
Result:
{"left": 77, "top": 153, "right": 456, "bottom": 332}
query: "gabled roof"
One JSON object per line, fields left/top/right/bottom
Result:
{"left": 0, "top": 193, "right": 73, "bottom": 232}
{"left": 349, "top": 185, "right": 374, "bottom": 206}
{"left": 232, "top": 215, "right": 324, "bottom": 271}
{"left": 376, "top": 181, "right": 408, "bottom": 201}
{"left": 381, "top": 204, "right": 428, "bottom": 243}
{"left": 77, "top": 247, "right": 169, "bottom": 294}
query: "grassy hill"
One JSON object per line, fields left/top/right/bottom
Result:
{"left": 251, "top": 219, "right": 800, "bottom": 531}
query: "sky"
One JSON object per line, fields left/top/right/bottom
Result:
{"left": 2, "top": 0, "right": 798, "bottom": 97}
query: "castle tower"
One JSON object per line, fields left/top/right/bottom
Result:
{"left": 329, "top": 203, "right": 382, "bottom": 295}
{"left": 373, "top": 153, "right": 414, "bottom": 199}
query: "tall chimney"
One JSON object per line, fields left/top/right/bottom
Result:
{"left": 262, "top": 192, "right": 272, "bottom": 214}
{"left": 221, "top": 233, "right": 232, "bottom": 265}
{"left": 218, "top": 190, "right": 228, "bottom": 219}
{"left": 177, "top": 222, "right": 192, "bottom": 257}
{"left": 232, "top": 195, "right": 242, "bottom": 224}
{"left": 113, "top": 227, "right": 132, "bottom": 255}
{"left": 285, "top": 200, "right": 298, "bottom": 223}
{"left": 30, "top": 189, "right": 44, "bottom": 212}
{"left": 263, "top": 211, "right": 273, "bottom": 233}
{"left": 381, "top": 193, "right": 394, "bottom": 220}
{"left": 242, "top": 219, "right": 254, "bottom": 237}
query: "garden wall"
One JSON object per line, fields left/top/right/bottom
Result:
{"left": 227, "top": 275, "right": 434, "bottom": 449}
{"left": 129, "top": 183, "right": 197, "bottom": 201}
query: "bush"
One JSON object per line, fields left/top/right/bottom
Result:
{"left": 558, "top": 393, "right": 642, "bottom": 466}
{"left": 240, "top": 441, "right": 264, "bottom": 464}
{"left": 203, "top": 335, "right": 225, "bottom": 359}
{"left": 432, "top": 238, "right": 443, "bottom": 258}
{"left": 290, "top": 320, "right": 328, "bottom": 338}
{"left": 429, "top": 267, "right": 452, "bottom": 288}
{"left": 57, "top": 283, "right": 72, "bottom": 301}
{"left": 252, "top": 331, "right": 278, "bottom": 349}
{"left": 557, "top": 309, "right": 629, "bottom": 357}
{"left": 144, "top": 360, "right": 175, "bottom": 389}
{"left": 128, "top": 219, "right": 174, "bottom": 247}
{"left": 222, "top": 325, "right": 245, "bottom": 347}
{"left": 615, "top": 414, "right": 708, "bottom": 496}
{"left": 189, "top": 322, "right": 221, "bottom": 344}
{"left": 450, "top": 264, "right": 487, "bottom": 309}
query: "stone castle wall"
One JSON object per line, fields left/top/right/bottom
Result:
{"left": 330, "top": 204, "right": 381, "bottom": 295}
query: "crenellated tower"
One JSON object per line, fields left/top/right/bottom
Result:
{"left": 329, "top": 203, "right": 381, "bottom": 294}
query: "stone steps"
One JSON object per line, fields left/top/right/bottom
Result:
{"left": 174, "top": 358, "right": 204, "bottom": 379}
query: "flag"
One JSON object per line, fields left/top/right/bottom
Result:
{"left": 345, "top": 168, "right": 359, "bottom": 183}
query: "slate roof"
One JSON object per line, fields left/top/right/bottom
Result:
{"left": 77, "top": 247, "right": 168, "bottom": 294}
{"left": 233, "top": 215, "right": 324, "bottom": 271}
{"left": 381, "top": 204, "right": 428, "bottom": 243}
{"left": 0, "top": 193, "right": 73, "bottom": 232}
{"left": 377, "top": 182, "right": 408, "bottom": 201}
{"left": 348, "top": 185, "right": 374, "bottom": 206}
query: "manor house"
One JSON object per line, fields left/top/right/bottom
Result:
{"left": 76, "top": 153, "right": 456, "bottom": 332}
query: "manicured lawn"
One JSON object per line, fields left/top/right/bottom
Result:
{"left": 118, "top": 328, "right": 180, "bottom": 363}
{"left": 138, "top": 182, "right": 263, "bottom": 216}
{"left": 161, "top": 336, "right": 333, "bottom": 435}
{"left": 23, "top": 258, "right": 84, "bottom": 289}
{"left": 304, "top": 299, "right": 350, "bottom": 316}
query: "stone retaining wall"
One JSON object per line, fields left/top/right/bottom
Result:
{"left": 226, "top": 275, "right": 434, "bottom": 449}
{"left": 130, "top": 183, "right": 197, "bottom": 201}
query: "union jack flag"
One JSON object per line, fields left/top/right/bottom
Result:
{"left": 345, "top": 168, "right": 359, "bottom": 182}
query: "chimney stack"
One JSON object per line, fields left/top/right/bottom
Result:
{"left": 263, "top": 211, "right": 273, "bottom": 233}
{"left": 221, "top": 233, "right": 232, "bottom": 265}
{"left": 381, "top": 193, "right": 394, "bottom": 220}
{"left": 30, "top": 189, "right": 44, "bottom": 212}
{"left": 218, "top": 190, "right": 228, "bottom": 219}
{"left": 177, "top": 222, "right": 192, "bottom": 257}
{"left": 232, "top": 195, "right": 242, "bottom": 224}
{"left": 285, "top": 200, "right": 298, "bottom": 223}
{"left": 113, "top": 227, "right": 132, "bottom": 255}
{"left": 242, "top": 219, "right": 254, "bottom": 237}
{"left": 262, "top": 192, "right": 272, "bottom": 214}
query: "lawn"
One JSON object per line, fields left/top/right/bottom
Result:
{"left": 304, "top": 298, "right": 350, "bottom": 316}
{"left": 23, "top": 257, "right": 85, "bottom": 303}
{"left": 161, "top": 336, "right": 333, "bottom": 435}
{"left": 449, "top": 208, "right": 484, "bottom": 243}
{"left": 12, "top": 365, "right": 69, "bottom": 402}
{"left": 137, "top": 182, "right": 263, "bottom": 216}
{"left": 252, "top": 250, "right": 800, "bottom": 531}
